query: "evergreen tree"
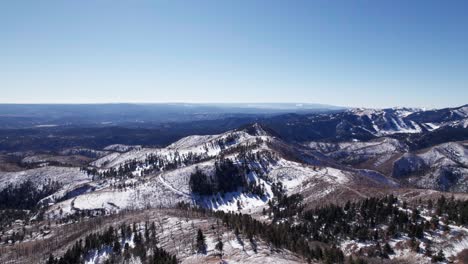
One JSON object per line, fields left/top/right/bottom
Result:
{"left": 113, "top": 240, "right": 121, "bottom": 254}
{"left": 196, "top": 229, "right": 207, "bottom": 254}
{"left": 46, "top": 253, "right": 56, "bottom": 264}
{"left": 432, "top": 250, "right": 445, "bottom": 262}
{"left": 124, "top": 243, "right": 131, "bottom": 260}
{"left": 215, "top": 236, "right": 224, "bottom": 255}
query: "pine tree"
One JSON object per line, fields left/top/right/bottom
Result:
{"left": 383, "top": 243, "right": 394, "bottom": 255}
{"left": 46, "top": 253, "right": 56, "bottom": 264}
{"left": 215, "top": 236, "right": 224, "bottom": 255}
{"left": 196, "top": 229, "right": 207, "bottom": 254}
{"left": 432, "top": 249, "right": 445, "bottom": 262}
{"left": 124, "top": 242, "right": 131, "bottom": 260}
{"left": 113, "top": 240, "right": 121, "bottom": 254}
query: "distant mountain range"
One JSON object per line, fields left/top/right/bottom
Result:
{"left": 0, "top": 103, "right": 345, "bottom": 129}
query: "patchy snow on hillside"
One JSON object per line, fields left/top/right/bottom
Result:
{"left": 0, "top": 166, "right": 90, "bottom": 190}
{"left": 453, "top": 106, "right": 468, "bottom": 117}
{"left": 392, "top": 141, "right": 468, "bottom": 191}
{"left": 306, "top": 137, "right": 407, "bottom": 156}
{"left": 103, "top": 144, "right": 142, "bottom": 152}
{"left": 423, "top": 122, "right": 441, "bottom": 131}
{"left": 60, "top": 148, "right": 111, "bottom": 158}
{"left": 42, "top": 124, "right": 404, "bottom": 219}
{"left": 383, "top": 118, "right": 422, "bottom": 135}
{"left": 340, "top": 207, "right": 468, "bottom": 264}
{"left": 345, "top": 107, "right": 443, "bottom": 136}
{"left": 405, "top": 142, "right": 468, "bottom": 169}
{"left": 93, "top": 129, "right": 273, "bottom": 169}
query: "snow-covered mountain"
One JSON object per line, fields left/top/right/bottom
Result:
{"left": 33, "top": 123, "right": 402, "bottom": 219}
{"left": 305, "top": 137, "right": 468, "bottom": 193}
{"left": 261, "top": 104, "right": 468, "bottom": 144}
{"left": 2, "top": 117, "right": 465, "bottom": 221}
{"left": 2, "top": 105, "right": 467, "bottom": 220}
{"left": 346, "top": 107, "right": 424, "bottom": 135}
{"left": 305, "top": 137, "right": 408, "bottom": 176}
{"left": 392, "top": 141, "right": 468, "bottom": 192}
{"left": 344, "top": 105, "right": 468, "bottom": 136}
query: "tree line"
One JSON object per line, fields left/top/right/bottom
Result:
{"left": 45, "top": 221, "right": 176, "bottom": 264}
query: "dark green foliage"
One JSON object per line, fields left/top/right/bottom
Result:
{"left": 196, "top": 228, "right": 207, "bottom": 254}
{"left": 0, "top": 209, "right": 28, "bottom": 229}
{"left": 177, "top": 193, "right": 468, "bottom": 262}
{"left": 383, "top": 243, "right": 394, "bottom": 255}
{"left": 215, "top": 236, "right": 223, "bottom": 253}
{"left": 432, "top": 249, "right": 445, "bottom": 262}
{"left": 46, "top": 253, "right": 56, "bottom": 264}
{"left": 189, "top": 168, "right": 213, "bottom": 195}
{"left": 189, "top": 158, "right": 251, "bottom": 195}
{"left": 84, "top": 150, "right": 210, "bottom": 180}
{"left": 0, "top": 180, "right": 60, "bottom": 210}
{"left": 299, "top": 195, "right": 435, "bottom": 243}
{"left": 151, "top": 247, "right": 177, "bottom": 264}
{"left": 175, "top": 204, "right": 344, "bottom": 262}
{"left": 47, "top": 222, "right": 176, "bottom": 264}
{"left": 267, "top": 182, "right": 303, "bottom": 221}
{"left": 214, "top": 158, "right": 246, "bottom": 193}
{"left": 434, "top": 195, "right": 468, "bottom": 225}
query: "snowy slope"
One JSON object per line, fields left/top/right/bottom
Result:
{"left": 92, "top": 125, "right": 272, "bottom": 169}
{"left": 0, "top": 166, "right": 90, "bottom": 191}
{"left": 305, "top": 137, "right": 407, "bottom": 176}
{"left": 392, "top": 142, "right": 468, "bottom": 192}
{"left": 47, "top": 124, "right": 399, "bottom": 218}
{"left": 347, "top": 108, "right": 423, "bottom": 135}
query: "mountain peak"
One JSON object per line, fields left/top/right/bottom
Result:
{"left": 237, "top": 122, "right": 278, "bottom": 137}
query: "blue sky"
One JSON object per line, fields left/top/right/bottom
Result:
{"left": 1, "top": 1, "right": 467, "bottom": 108}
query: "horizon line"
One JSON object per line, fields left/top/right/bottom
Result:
{"left": 1, "top": 101, "right": 465, "bottom": 109}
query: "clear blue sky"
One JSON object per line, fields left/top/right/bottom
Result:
{"left": 1, "top": 1, "right": 467, "bottom": 108}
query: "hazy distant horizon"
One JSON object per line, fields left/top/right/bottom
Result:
{"left": 0, "top": 101, "right": 465, "bottom": 110}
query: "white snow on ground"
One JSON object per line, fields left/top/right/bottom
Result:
{"left": 269, "top": 163, "right": 349, "bottom": 192}
{"left": 347, "top": 108, "right": 424, "bottom": 136}
{"left": 154, "top": 158, "right": 273, "bottom": 214}
{"left": 46, "top": 177, "right": 184, "bottom": 218}
{"left": 340, "top": 206, "right": 468, "bottom": 264}
{"left": 36, "top": 123, "right": 402, "bottom": 224}
{"left": 157, "top": 213, "right": 305, "bottom": 264}
{"left": 350, "top": 108, "right": 385, "bottom": 118}
{"left": 200, "top": 172, "right": 274, "bottom": 214}
{"left": 103, "top": 144, "right": 141, "bottom": 152}
{"left": 419, "top": 142, "right": 468, "bottom": 167}
{"left": 50, "top": 154, "right": 354, "bottom": 217}
{"left": 384, "top": 118, "right": 422, "bottom": 135}
{"left": 74, "top": 190, "right": 133, "bottom": 211}
{"left": 0, "top": 166, "right": 90, "bottom": 190}
{"left": 34, "top": 124, "right": 58, "bottom": 127}
{"left": 424, "top": 122, "right": 441, "bottom": 131}
{"left": 59, "top": 148, "right": 111, "bottom": 158}
{"left": 92, "top": 148, "right": 159, "bottom": 168}
{"left": 39, "top": 181, "right": 95, "bottom": 207}
{"left": 92, "top": 127, "right": 273, "bottom": 169}
{"left": 454, "top": 106, "right": 468, "bottom": 117}
{"left": 306, "top": 137, "right": 407, "bottom": 155}
{"left": 47, "top": 141, "right": 397, "bottom": 218}
{"left": 447, "top": 118, "right": 468, "bottom": 129}
{"left": 166, "top": 135, "right": 218, "bottom": 150}
{"left": 393, "top": 108, "right": 421, "bottom": 118}
{"left": 84, "top": 247, "right": 113, "bottom": 264}
{"left": 42, "top": 124, "right": 398, "bottom": 219}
